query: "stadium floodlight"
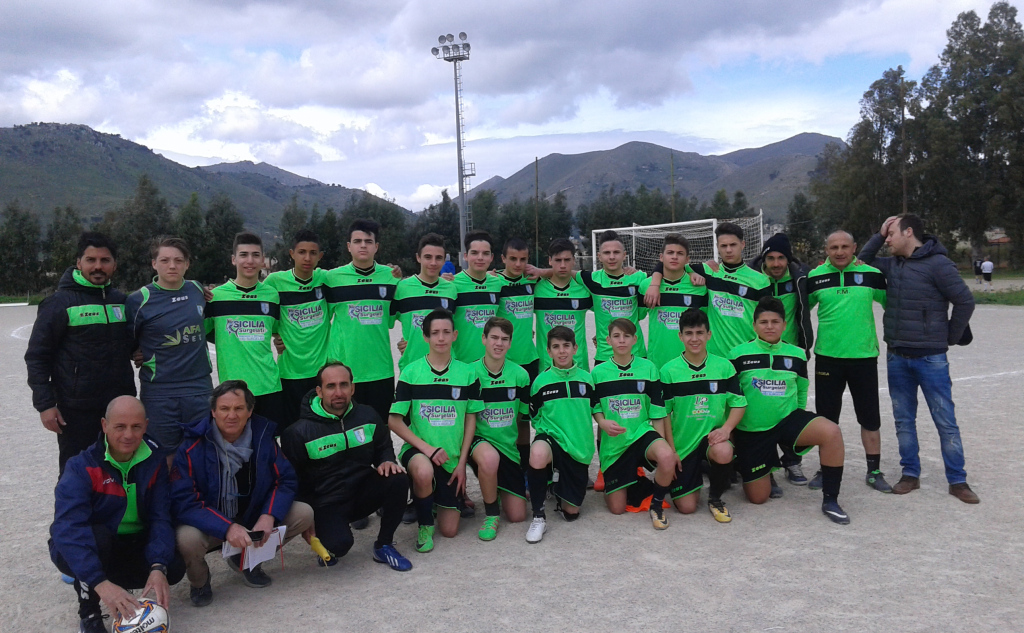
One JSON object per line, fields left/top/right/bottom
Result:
{"left": 463, "top": 43, "right": 470, "bottom": 52}
{"left": 446, "top": 33, "right": 454, "bottom": 42}
{"left": 431, "top": 47, "right": 439, "bottom": 56}
{"left": 459, "top": 32, "right": 467, "bottom": 41}
{"left": 438, "top": 35, "right": 446, "bottom": 44}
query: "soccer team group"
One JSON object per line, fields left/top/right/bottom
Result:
{"left": 33, "top": 215, "right": 978, "bottom": 630}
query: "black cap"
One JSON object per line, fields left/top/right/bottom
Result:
{"left": 761, "top": 233, "right": 794, "bottom": 262}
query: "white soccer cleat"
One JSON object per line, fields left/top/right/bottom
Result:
{"left": 525, "top": 516, "right": 547, "bottom": 543}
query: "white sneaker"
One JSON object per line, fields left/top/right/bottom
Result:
{"left": 525, "top": 516, "right": 546, "bottom": 543}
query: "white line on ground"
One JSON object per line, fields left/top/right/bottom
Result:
{"left": 10, "top": 325, "right": 32, "bottom": 341}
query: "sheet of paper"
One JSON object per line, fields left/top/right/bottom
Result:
{"left": 242, "top": 525, "right": 285, "bottom": 571}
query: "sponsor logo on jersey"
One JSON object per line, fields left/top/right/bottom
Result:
{"left": 226, "top": 318, "right": 269, "bottom": 342}
{"left": 420, "top": 403, "right": 458, "bottom": 426}
{"left": 464, "top": 307, "right": 496, "bottom": 325}
{"left": 691, "top": 395, "right": 710, "bottom": 417}
{"left": 171, "top": 295, "right": 188, "bottom": 303}
{"left": 711, "top": 294, "right": 745, "bottom": 318}
{"left": 348, "top": 304, "right": 384, "bottom": 325}
{"left": 286, "top": 304, "right": 325, "bottom": 328}
{"left": 503, "top": 298, "right": 534, "bottom": 318}
{"left": 541, "top": 388, "right": 559, "bottom": 398}
{"left": 656, "top": 310, "right": 681, "bottom": 330}
{"left": 600, "top": 297, "right": 634, "bottom": 318}
{"left": 751, "top": 377, "right": 787, "bottom": 397}
{"left": 161, "top": 324, "right": 204, "bottom": 347}
{"left": 481, "top": 405, "right": 515, "bottom": 428}
{"left": 608, "top": 396, "right": 643, "bottom": 418}
{"left": 543, "top": 313, "right": 576, "bottom": 327}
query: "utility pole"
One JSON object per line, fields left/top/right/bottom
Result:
{"left": 670, "top": 150, "right": 676, "bottom": 222}
{"left": 534, "top": 157, "right": 540, "bottom": 266}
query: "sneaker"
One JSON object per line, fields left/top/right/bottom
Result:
{"left": 241, "top": 563, "right": 272, "bottom": 588}
{"left": 526, "top": 516, "right": 547, "bottom": 543}
{"left": 785, "top": 464, "right": 808, "bottom": 485}
{"left": 373, "top": 543, "right": 413, "bottom": 571}
{"left": 866, "top": 470, "right": 893, "bottom": 493}
{"left": 478, "top": 515, "right": 499, "bottom": 541}
{"left": 351, "top": 516, "right": 370, "bottom": 530}
{"left": 892, "top": 475, "right": 920, "bottom": 495}
{"left": 593, "top": 471, "right": 605, "bottom": 492}
{"left": 708, "top": 498, "right": 732, "bottom": 523}
{"left": 402, "top": 501, "right": 417, "bottom": 524}
{"left": 415, "top": 525, "right": 435, "bottom": 553}
{"left": 808, "top": 470, "right": 823, "bottom": 490}
{"left": 821, "top": 498, "right": 850, "bottom": 525}
{"left": 316, "top": 553, "right": 338, "bottom": 567}
{"left": 61, "top": 573, "right": 75, "bottom": 584}
{"left": 949, "top": 483, "right": 980, "bottom": 504}
{"left": 190, "top": 579, "right": 213, "bottom": 607}
{"left": 79, "top": 613, "right": 106, "bottom": 633}
{"left": 769, "top": 474, "right": 783, "bottom": 499}
{"left": 649, "top": 505, "right": 669, "bottom": 530}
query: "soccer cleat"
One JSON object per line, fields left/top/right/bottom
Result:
{"left": 821, "top": 499, "right": 850, "bottom": 525}
{"left": 526, "top": 516, "right": 547, "bottom": 543}
{"left": 866, "top": 470, "right": 893, "bottom": 493}
{"left": 415, "top": 525, "right": 435, "bottom": 553}
{"left": 708, "top": 498, "right": 732, "bottom": 523}
{"left": 808, "top": 470, "right": 823, "bottom": 490}
{"left": 593, "top": 471, "right": 605, "bottom": 492}
{"left": 769, "top": 474, "right": 784, "bottom": 499}
{"left": 649, "top": 505, "right": 669, "bottom": 530}
{"left": 373, "top": 543, "right": 413, "bottom": 571}
{"left": 79, "top": 612, "right": 106, "bottom": 633}
{"left": 785, "top": 464, "right": 808, "bottom": 485}
{"left": 478, "top": 515, "right": 500, "bottom": 541}
{"left": 190, "top": 579, "right": 213, "bottom": 607}
{"left": 892, "top": 475, "right": 920, "bottom": 495}
{"left": 402, "top": 501, "right": 417, "bottom": 524}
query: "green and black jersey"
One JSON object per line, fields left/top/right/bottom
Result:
{"left": 639, "top": 275, "right": 708, "bottom": 370}
{"left": 205, "top": 280, "right": 281, "bottom": 396}
{"left": 692, "top": 262, "right": 769, "bottom": 358}
{"left": 591, "top": 356, "right": 667, "bottom": 470}
{"left": 533, "top": 277, "right": 592, "bottom": 371}
{"left": 808, "top": 261, "right": 886, "bottom": 359}
{"left": 325, "top": 263, "right": 399, "bottom": 383}
{"left": 530, "top": 364, "right": 597, "bottom": 465}
{"left": 263, "top": 269, "right": 329, "bottom": 380}
{"left": 577, "top": 269, "right": 648, "bottom": 361}
{"left": 661, "top": 353, "right": 746, "bottom": 459}
{"left": 473, "top": 359, "right": 531, "bottom": 463}
{"left": 390, "top": 357, "right": 483, "bottom": 473}
{"left": 762, "top": 269, "right": 800, "bottom": 347}
{"left": 391, "top": 275, "right": 457, "bottom": 371}
{"left": 496, "top": 272, "right": 539, "bottom": 366}
{"left": 452, "top": 271, "right": 502, "bottom": 363}
{"left": 730, "top": 338, "right": 808, "bottom": 432}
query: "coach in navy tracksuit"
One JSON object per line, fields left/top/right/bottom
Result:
{"left": 49, "top": 396, "right": 185, "bottom": 633}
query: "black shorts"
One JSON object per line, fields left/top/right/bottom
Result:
{"left": 254, "top": 390, "right": 289, "bottom": 434}
{"left": 814, "top": 356, "right": 881, "bottom": 431}
{"left": 603, "top": 430, "right": 663, "bottom": 494}
{"left": 280, "top": 377, "right": 318, "bottom": 429}
{"left": 733, "top": 410, "right": 819, "bottom": 483}
{"left": 470, "top": 438, "right": 527, "bottom": 499}
{"left": 534, "top": 433, "right": 589, "bottom": 507}
{"left": 983, "top": 272, "right": 992, "bottom": 282}
{"left": 399, "top": 447, "right": 461, "bottom": 510}
{"left": 522, "top": 359, "right": 540, "bottom": 385}
{"left": 354, "top": 377, "right": 395, "bottom": 424}
{"left": 670, "top": 437, "right": 709, "bottom": 499}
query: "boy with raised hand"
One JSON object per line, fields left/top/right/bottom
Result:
{"left": 729, "top": 297, "right": 851, "bottom": 525}
{"left": 264, "top": 229, "right": 330, "bottom": 428}
{"left": 525, "top": 326, "right": 596, "bottom": 544}
{"left": 452, "top": 230, "right": 502, "bottom": 363}
{"left": 639, "top": 234, "right": 708, "bottom": 371}
{"left": 660, "top": 308, "right": 745, "bottom": 523}
{"left": 392, "top": 233, "right": 458, "bottom": 371}
{"left": 591, "top": 319, "right": 677, "bottom": 530}
{"left": 533, "top": 238, "right": 592, "bottom": 373}
{"left": 205, "top": 232, "right": 286, "bottom": 428}
{"left": 388, "top": 309, "right": 483, "bottom": 553}
{"left": 470, "top": 317, "right": 530, "bottom": 541}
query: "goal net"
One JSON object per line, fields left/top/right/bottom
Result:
{"left": 589, "top": 212, "right": 764, "bottom": 272}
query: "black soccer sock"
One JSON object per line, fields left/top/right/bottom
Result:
{"left": 527, "top": 466, "right": 550, "bottom": 517}
{"left": 708, "top": 460, "right": 732, "bottom": 500}
{"left": 413, "top": 495, "right": 434, "bottom": 527}
{"left": 651, "top": 482, "right": 670, "bottom": 509}
{"left": 821, "top": 465, "right": 844, "bottom": 500}
{"left": 484, "top": 500, "right": 500, "bottom": 517}
{"left": 518, "top": 444, "right": 530, "bottom": 467}
{"left": 866, "top": 454, "right": 881, "bottom": 472}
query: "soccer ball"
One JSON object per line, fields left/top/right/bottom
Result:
{"left": 111, "top": 599, "right": 169, "bottom": 633}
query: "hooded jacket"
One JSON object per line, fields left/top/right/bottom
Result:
{"left": 748, "top": 254, "right": 814, "bottom": 353}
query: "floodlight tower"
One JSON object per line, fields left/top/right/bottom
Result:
{"left": 432, "top": 32, "right": 475, "bottom": 267}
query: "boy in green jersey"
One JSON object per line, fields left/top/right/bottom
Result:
{"left": 592, "top": 319, "right": 677, "bottom": 530}
{"left": 264, "top": 229, "right": 329, "bottom": 427}
{"left": 660, "top": 309, "right": 745, "bottom": 523}
{"left": 205, "top": 232, "right": 286, "bottom": 428}
{"left": 452, "top": 230, "right": 502, "bottom": 363}
{"left": 729, "top": 297, "right": 850, "bottom": 525}
{"left": 392, "top": 233, "right": 457, "bottom": 371}
{"left": 388, "top": 309, "right": 483, "bottom": 552}
{"left": 325, "top": 219, "right": 400, "bottom": 422}
{"left": 470, "top": 317, "right": 530, "bottom": 541}
{"left": 639, "top": 234, "right": 708, "bottom": 370}
{"left": 525, "top": 326, "right": 597, "bottom": 544}
{"left": 534, "top": 238, "right": 592, "bottom": 372}
{"left": 582, "top": 231, "right": 648, "bottom": 362}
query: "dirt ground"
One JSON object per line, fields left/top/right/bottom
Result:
{"left": 1, "top": 302, "right": 1021, "bottom": 633}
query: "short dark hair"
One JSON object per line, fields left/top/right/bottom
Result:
{"left": 753, "top": 296, "right": 786, "bottom": 322}
{"left": 663, "top": 233, "right": 690, "bottom": 254}
{"left": 678, "top": 308, "right": 709, "bottom": 332}
{"left": 483, "top": 316, "right": 513, "bottom": 339}
{"left": 897, "top": 214, "right": 925, "bottom": 241}
{"left": 210, "top": 380, "right": 255, "bottom": 411}
{"left": 715, "top": 222, "right": 744, "bottom": 241}
{"left": 597, "top": 230, "right": 623, "bottom": 249}
{"left": 348, "top": 218, "right": 380, "bottom": 242}
{"left": 547, "top": 237, "right": 576, "bottom": 258}
{"left": 464, "top": 230, "right": 494, "bottom": 253}
{"left": 547, "top": 325, "right": 576, "bottom": 347}
{"left": 421, "top": 308, "right": 455, "bottom": 337}
{"left": 233, "top": 231, "right": 263, "bottom": 253}
{"left": 503, "top": 237, "right": 529, "bottom": 256}
{"left": 417, "top": 232, "right": 445, "bottom": 254}
{"left": 317, "top": 361, "right": 353, "bottom": 386}
{"left": 77, "top": 231, "right": 118, "bottom": 260}
{"left": 150, "top": 236, "right": 190, "bottom": 261}
{"left": 292, "top": 229, "right": 320, "bottom": 248}
{"left": 607, "top": 318, "right": 636, "bottom": 336}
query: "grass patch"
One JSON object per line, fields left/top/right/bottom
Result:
{"left": 0, "top": 294, "right": 44, "bottom": 305}
{"left": 973, "top": 289, "right": 1024, "bottom": 305}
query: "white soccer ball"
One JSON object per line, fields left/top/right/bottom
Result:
{"left": 111, "top": 599, "right": 169, "bottom": 633}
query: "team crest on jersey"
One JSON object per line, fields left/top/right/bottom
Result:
{"left": 196, "top": 305, "right": 204, "bottom": 316}
{"left": 628, "top": 286, "right": 636, "bottom": 296}
{"left": 577, "top": 383, "right": 587, "bottom": 396}
{"left": 315, "top": 288, "right": 323, "bottom": 300}
{"left": 379, "top": 286, "right": 388, "bottom": 298}
{"left": 738, "top": 286, "right": 748, "bottom": 297}
{"left": 353, "top": 428, "right": 365, "bottom": 443}
{"left": 709, "top": 381, "right": 718, "bottom": 393}
{"left": 451, "top": 387, "right": 461, "bottom": 399}
{"left": 854, "top": 273, "right": 864, "bottom": 285}
{"left": 111, "top": 306, "right": 123, "bottom": 320}
{"left": 683, "top": 295, "right": 692, "bottom": 306}
{"left": 440, "top": 298, "right": 450, "bottom": 309}
{"left": 260, "top": 302, "right": 270, "bottom": 315}
{"left": 571, "top": 299, "right": 579, "bottom": 309}
{"left": 526, "top": 285, "right": 534, "bottom": 294}
{"left": 490, "top": 293, "right": 497, "bottom": 303}
{"left": 785, "top": 282, "right": 793, "bottom": 292}
{"left": 784, "top": 358, "right": 793, "bottom": 369}
{"left": 507, "top": 388, "right": 517, "bottom": 400}
{"left": 636, "top": 381, "right": 645, "bottom": 393}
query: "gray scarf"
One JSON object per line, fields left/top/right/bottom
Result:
{"left": 210, "top": 421, "right": 254, "bottom": 520}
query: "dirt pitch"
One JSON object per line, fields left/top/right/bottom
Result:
{"left": 1, "top": 303, "right": 1021, "bottom": 633}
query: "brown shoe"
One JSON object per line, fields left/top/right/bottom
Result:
{"left": 949, "top": 483, "right": 980, "bottom": 504}
{"left": 892, "top": 475, "right": 920, "bottom": 495}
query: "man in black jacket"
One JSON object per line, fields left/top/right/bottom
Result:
{"left": 281, "top": 361, "right": 412, "bottom": 571}
{"left": 26, "top": 232, "right": 136, "bottom": 475}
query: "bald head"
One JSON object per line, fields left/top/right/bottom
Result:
{"left": 826, "top": 230, "right": 855, "bottom": 244}
{"left": 825, "top": 230, "right": 857, "bottom": 269}
{"left": 102, "top": 397, "right": 148, "bottom": 461}
{"left": 105, "top": 395, "right": 147, "bottom": 421}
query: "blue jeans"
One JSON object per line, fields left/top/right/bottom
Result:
{"left": 886, "top": 352, "right": 967, "bottom": 484}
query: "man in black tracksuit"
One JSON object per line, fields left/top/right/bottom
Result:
{"left": 280, "top": 361, "right": 413, "bottom": 571}
{"left": 25, "top": 232, "right": 136, "bottom": 475}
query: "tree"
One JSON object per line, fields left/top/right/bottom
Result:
{"left": 732, "top": 191, "right": 753, "bottom": 216}
{"left": 786, "top": 193, "right": 820, "bottom": 263}
{"left": 103, "top": 175, "right": 175, "bottom": 291}
{"left": 274, "top": 195, "right": 308, "bottom": 271}
{"left": 175, "top": 193, "right": 206, "bottom": 271}
{"left": 196, "top": 194, "right": 245, "bottom": 284}
{"left": 0, "top": 201, "right": 42, "bottom": 294}
{"left": 706, "top": 189, "right": 732, "bottom": 218}
{"left": 43, "top": 205, "right": 82, "bottom": 280}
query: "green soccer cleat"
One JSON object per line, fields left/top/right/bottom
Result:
{"left": 415, "top": 525, "right": 435, "bottom": 553}
{"left": 478, "top": 515, "right": 500, "bottom": 541}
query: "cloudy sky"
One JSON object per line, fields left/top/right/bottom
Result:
{"left": 0, "top": 0, "right": 1002, "bottom": 210}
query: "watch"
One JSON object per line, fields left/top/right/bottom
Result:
{"left": 150, "top": 563, "right": 167, "bottom": 575}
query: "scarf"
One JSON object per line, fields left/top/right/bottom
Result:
{"left": 210, "top": 421, "right": 254, "bottom": 520}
